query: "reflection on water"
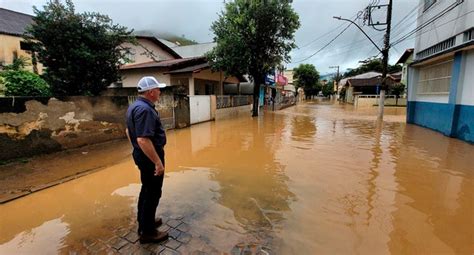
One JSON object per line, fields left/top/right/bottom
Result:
{"left": 0, "top": 160, "right": 141, "bottom": 253}
{"left": 0, "top": 101, "right": 472, "bottom": 254}
{"left": 0, "top": 218, "right": 69, "bottom": 254}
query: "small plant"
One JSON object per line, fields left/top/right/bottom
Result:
{"left": 0, "top": 70, "right": 51, "bottom": 97}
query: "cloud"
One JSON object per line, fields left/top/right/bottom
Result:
{"left": 0, "top": 0, "right": 417, "bottom": 74}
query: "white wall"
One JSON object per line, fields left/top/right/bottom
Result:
{"left": 416, "top": 0, "right": 473, "bottom": 53}
{"left": 413, "top": 94, "right": 449, "bottom": 104}
{"left": 459, "top": 49, "right": 474, "bottom": 105}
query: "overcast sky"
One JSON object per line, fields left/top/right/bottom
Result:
{"left": 0, "top": 0, "right": 418, "bottom": 74}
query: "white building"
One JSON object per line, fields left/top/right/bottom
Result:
{"left": 407, "top": 0, "right": 474, "bottom": 143}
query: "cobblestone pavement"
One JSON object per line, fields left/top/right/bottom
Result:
{"left": 81, "top": 215, "right": 272, "bottom": 255}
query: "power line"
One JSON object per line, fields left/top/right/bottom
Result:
{"left": 391, "top": 1, "right": 423, "bottom": 32}
{"left": 391, "top": 0, "right": 463, "bottom": 46}
{"left": 391, "top": 13, "right": 418, "bottom": 40}
{"left": 297, "top": 15, "right": 355, "bottom": 49}
{"left": 291, "top": 23, "right": 352, "bottom": 63}
{"left": 296, "top": 0, "right": 378, "bottom": 49}
{"left": 391, "top": 9, "right": 474, "bottom": 47}
{"left": 290, "top": 23, "right": 383, "bottom": 63}
{"left": 389, "top": 2, "right": 422, "bottom": 39}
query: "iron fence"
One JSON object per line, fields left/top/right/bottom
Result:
{"left": 217, "top": 95, "right": 252, "bottom": 109}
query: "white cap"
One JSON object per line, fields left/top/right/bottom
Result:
{"left": 137, "top": 76, "right": 166, "bottom": 92}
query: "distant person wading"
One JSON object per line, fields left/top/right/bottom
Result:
{"left": 126, "top": 76, "right": 169, "bottom": 244}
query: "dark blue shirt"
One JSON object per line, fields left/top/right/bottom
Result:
{"left": 126, "top": 97, "right": 166, "bottom": 153}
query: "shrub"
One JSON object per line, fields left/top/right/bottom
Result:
{"left": 0, "top": 70, "right": 51, "bottom": 97}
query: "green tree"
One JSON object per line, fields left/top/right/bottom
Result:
{"left": 26, "top": 0, "right": 133, "bottom": 96}
{"left": 343, "top": 57, "right": 402, "bottom": 78}
{"left": 207, "top": 0, "right": 300, "bottom": 116}
{"left": 293, "top": 64, "right": 319, "bottom": 98}
{"left": 321, "top": 81, "right": 334, "bottom": 97}
{"left": 389, "top": 82, "right": 405, "bottom": 105}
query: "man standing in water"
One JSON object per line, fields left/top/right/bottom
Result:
{"left": 126, "top": 76, "right": 168, "bottom": 244}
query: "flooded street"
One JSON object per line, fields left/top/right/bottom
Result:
{"left": 1, "top": 101, "right": 473, "bottom": 254}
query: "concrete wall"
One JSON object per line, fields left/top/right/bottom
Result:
{"left": 173, "top": 95, "right": 190, "bottom": 129}
{"left": 216, "top": 104, "right": 251, "bottom": 120}
{"left": 416, "top": 0, "right": 473, "bottom": 53}
{"left": 458, "top": 50, "right": 474, "bottom": 105}
{"left": 0, "top": 34, "right": 44, "bottom": 74}
{"left": 0, "top": 96, "right": 129, "bottom": 161}
{"left": 355, "top": 96, "right": 407, "bottom": 107}
{"left": 407, "top": 50, "right": 474, "bottom": 143}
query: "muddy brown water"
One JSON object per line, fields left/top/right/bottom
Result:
{"left": 0, "top": 101, "right": 472, "bottom": 254}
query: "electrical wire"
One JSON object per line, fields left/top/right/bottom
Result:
{"left": 292, "top": 23, "right": 353, "bottom": 63}
{"left": 391, "top": 9, "right": 474, "bottom": 47}
{"left": 390, "top": 0, "right": 463, "bottom": 46}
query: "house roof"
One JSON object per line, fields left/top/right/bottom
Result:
{"left": 165, "top": 62, "right": 247, "bottom": 82}
{"left": 339, "top": 72, "right": 381, "bottom": 86}
{"left": 348, "top": 76, "right": 396, "bottom": 87}
{"left": 389, "top": 71, "right": 402, "bottom": 81}
{"left": 396, "top": 48, "right": 414, "bottom": 65}
{"left": 350, "top": 71, "right": 382, "bottom": 79}
{"left": 157, "top": 38, "right": 178, "bottom": 48}
{"left": 120, "top": 56, "right": 206, "bottom": 70}
{"left": 135, "top": 36, "right": 182, "bottom": 59}
{"left": 165, "top": 62, "right": 210, "bottom": 74}
{"left": 0, "top": 8, "right": 34, "bottom": 36}
{"left": 172, "top": 42, "right": 216, "bottom": 58}
{"left": 343, "top": 71, "right": 398, "bottom": 87}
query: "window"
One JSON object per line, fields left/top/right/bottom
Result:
{"left": 418, "top": 60, "right": 452, "bottom": 94}
{"left": 464, "top": 28, "right": 473, "bottom": 42}
{"left": 205, "top": 83, "right": 215, "bottom": 95}
{"left": 416, "top": 37, "right": 455, "bottom": 59}
{"left": 424, "top": 0, "right": 437, "bottom": 11}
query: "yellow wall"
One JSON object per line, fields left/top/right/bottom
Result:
{"left": 121, "top": 68, "right": 171, "bottom": 88}
{"left": 0, "top": 34, "right": 43, "bottom": 73}
{"left": 193, "top": 68, "right": 240, "bottom": 84}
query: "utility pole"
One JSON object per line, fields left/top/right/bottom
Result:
{"left": 334, "top": 0, "right": 393, "bottom": 120}
{"left": 329, "top": 65, "right": 340, "bottom": 97}
{"left": 378, "top": 0, "right": 393, "bottom": 120}
{"left": 329, "top": 65, "right": 340, "bottom": 82}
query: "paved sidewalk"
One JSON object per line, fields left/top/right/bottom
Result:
{"left": 82, "top": 215, "right": 271, "bottom": 255}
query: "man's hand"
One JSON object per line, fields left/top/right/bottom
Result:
{"left": 155, "top": 163, "right": 165, "bottom": 176}
{"left": 137, "top": 137, "right": 164, "bottom": 176}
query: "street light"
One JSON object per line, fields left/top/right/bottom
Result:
{"left": 332, "top": 16, "right": 382, "bottom": 54}
{"left": 333, "top": 12, "right": 392, "bottom": 120}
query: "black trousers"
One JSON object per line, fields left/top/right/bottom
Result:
{"left": 133, "top": 148, "right": 165, "bottom": 235}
